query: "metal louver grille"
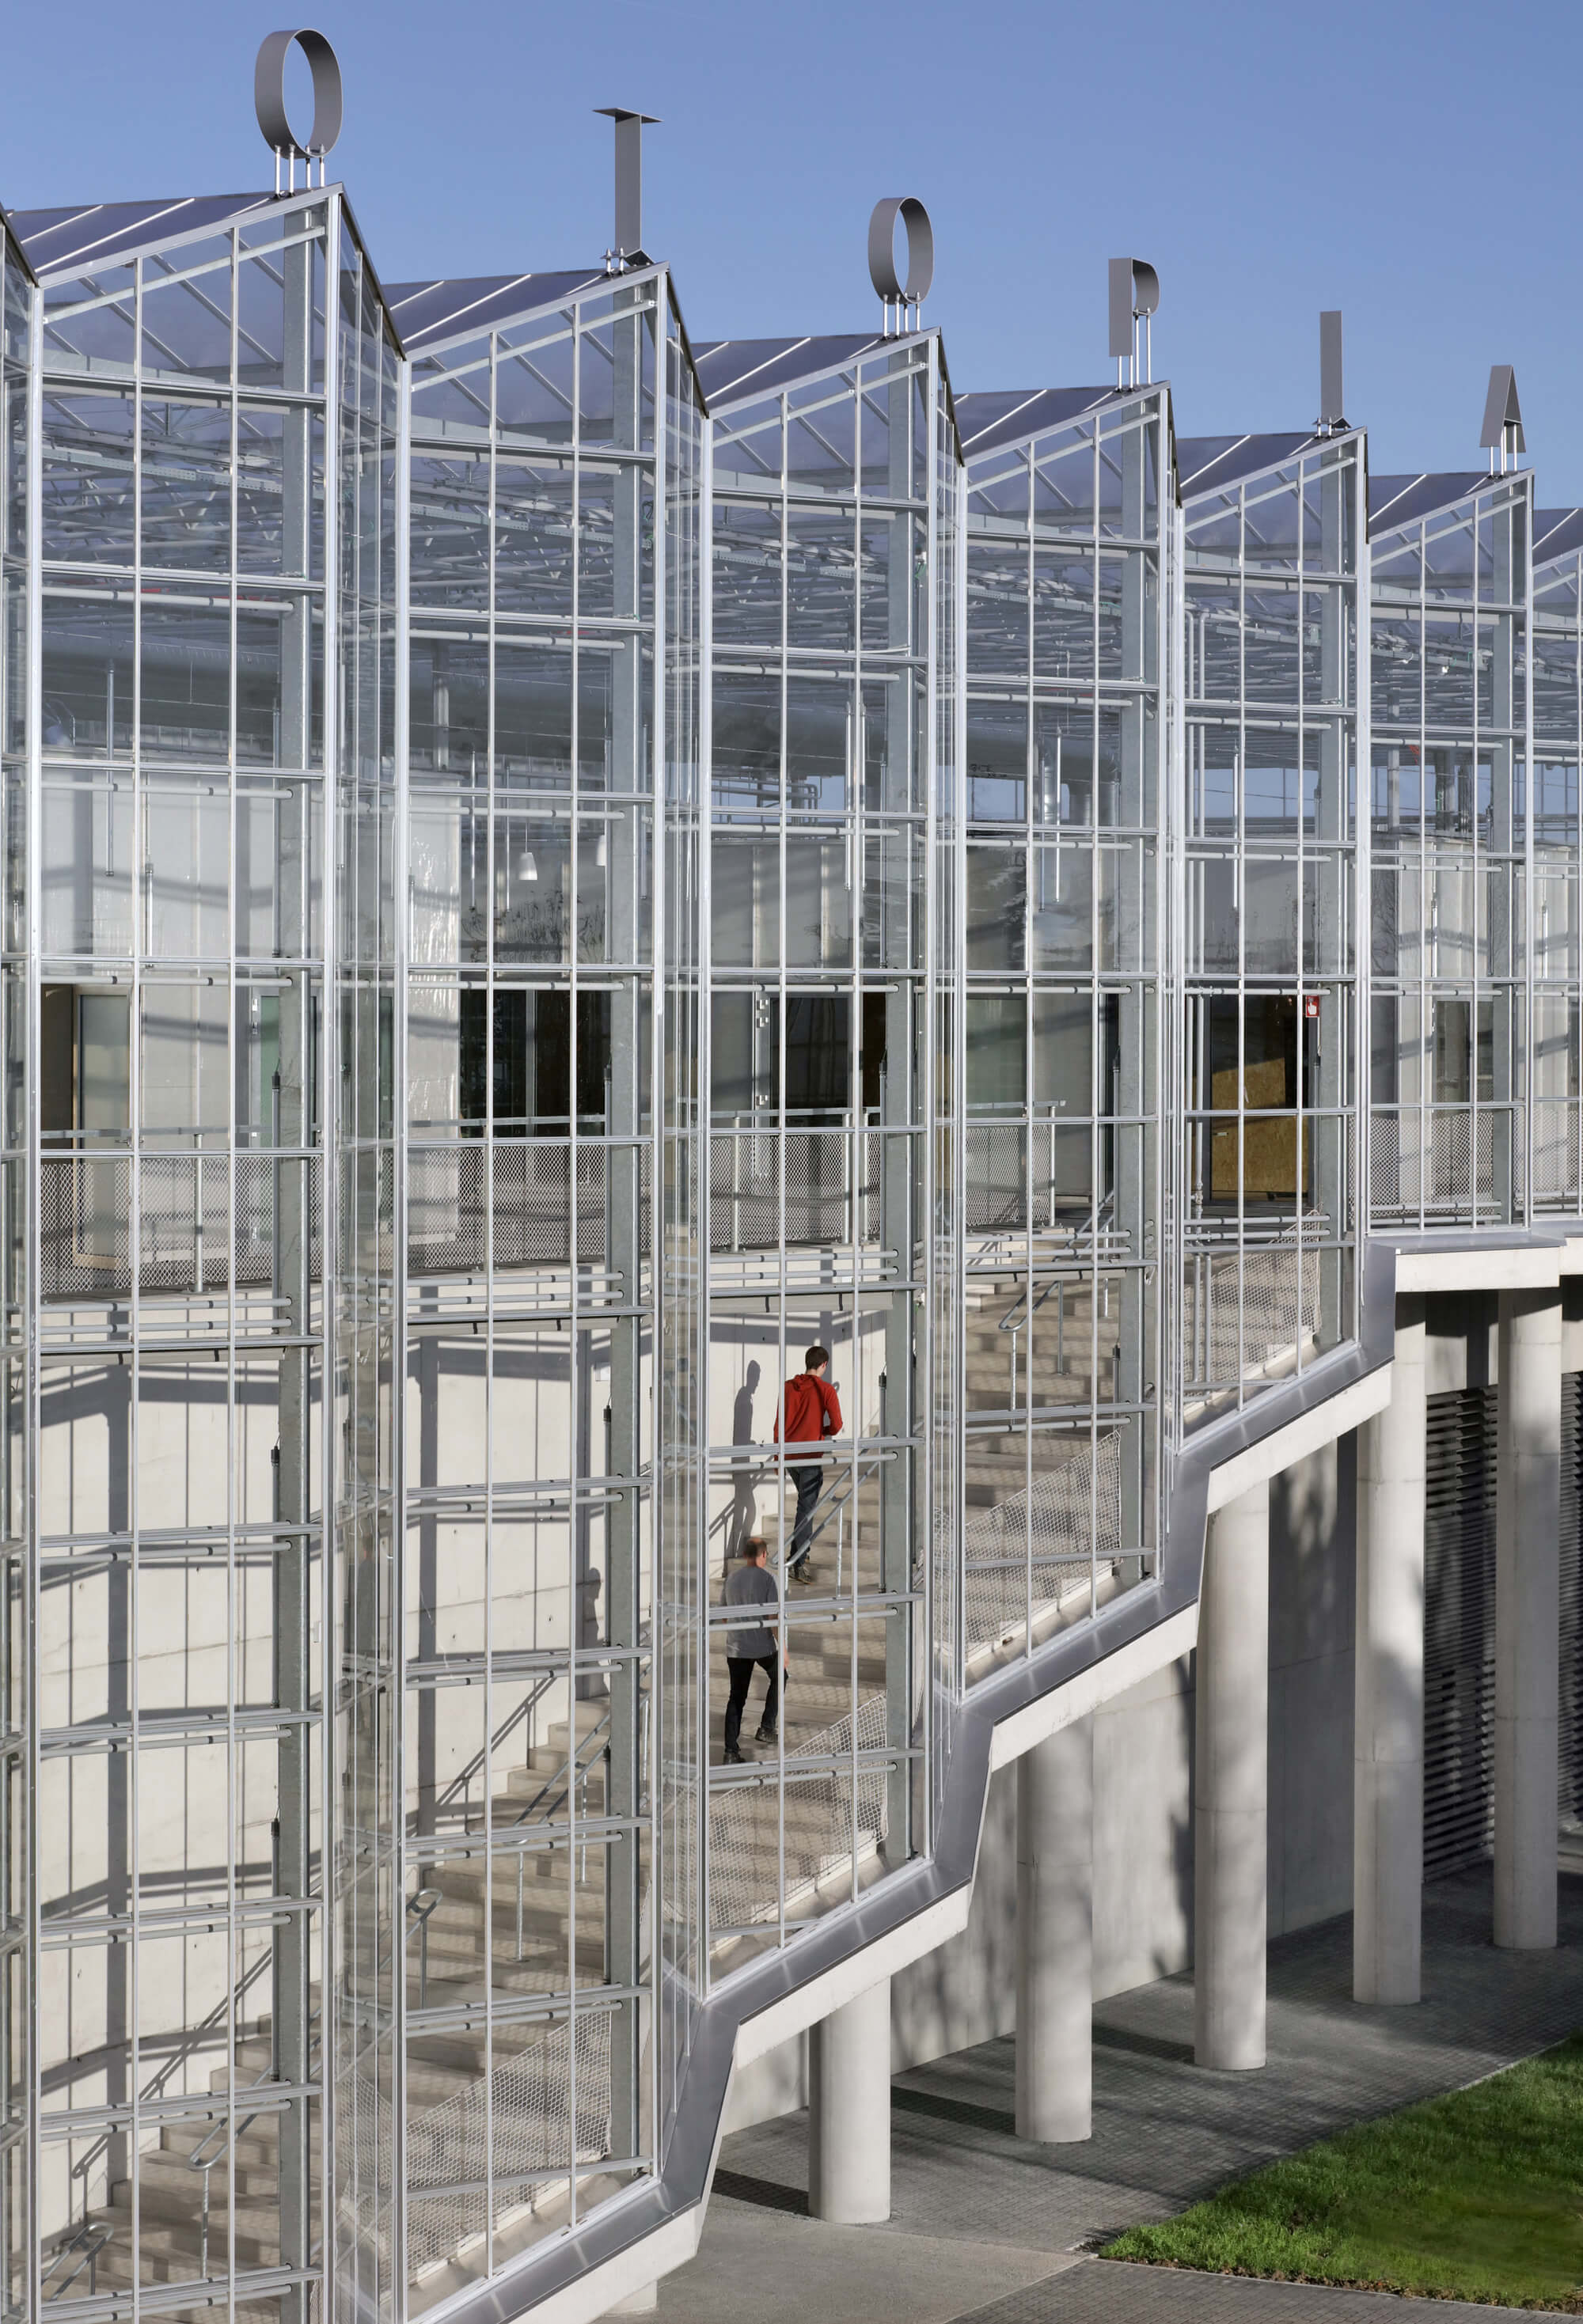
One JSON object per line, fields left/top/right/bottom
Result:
{"left": 1560, "top": 1372, "right": 1583, "bottom": 1828}
{"left": 1423, "top": 1385, "right": 1497, "bottom": 1879}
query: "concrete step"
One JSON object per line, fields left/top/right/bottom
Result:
{"left": 107, "top": 2180, "right": 283, "bottom": 2267}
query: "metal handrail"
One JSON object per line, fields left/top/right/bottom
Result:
{"left": 708, "top": 1454, "right": 776, "bottom": 1541}
{"left": 407, "top": 1888, "right": 443, "bottom": 2010}
{"left": 511, "top": 1709, "right": 611, "bottom": 1831}
{"left": 427, "top": 1673, "right": 555, "bottom": 1825}
{"left": 42, "top": 2221, "right": 112, "bottom": 2301}
{"left": 1000, "top": 1276, "right": 1065, "bottom": 1405}
{"left": 185, "top": 2068, "right": 272, "bottom": 2280}
{"left": 511, "top": 1712, "right": 612, "bottom": 1958}
{"left": 63, "top": 1945, "right": 279, "bottom": 2239}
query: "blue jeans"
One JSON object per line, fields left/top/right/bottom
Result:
{"left": 788, "top": 1464, "right": 822, "bottom": 1569}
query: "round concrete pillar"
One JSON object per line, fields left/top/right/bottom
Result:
{"left": 1015, "top": 1715, "right": 1093, "bottom": 2142}
{"left": 1354, "top": 1297, "right": 1426, "bottom": 2004}
{"left": 809, "top": 1977, "right": 890, "bottom": 2222}
{"left": 1194, "top": 1477, "right": 1269, "bottom": 2072}
{"left": 1495, "top": 1288, "right": 1561, "bottom": 1951}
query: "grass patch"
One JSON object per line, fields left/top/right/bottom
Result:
{"left": 1101, "top": 2034, "right": 1583, "bottom": 2311}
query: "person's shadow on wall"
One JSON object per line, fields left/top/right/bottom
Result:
{"left": 728, "top": 1360, "right": 762, "bottom": 1560}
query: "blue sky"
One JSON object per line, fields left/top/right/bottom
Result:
{"left": 9, "top": 0, "right": 1582, "bottom": 499}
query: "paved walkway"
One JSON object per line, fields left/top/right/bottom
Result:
{"left": 651, "top": 1865, "right": 1583, "bottom": 2322}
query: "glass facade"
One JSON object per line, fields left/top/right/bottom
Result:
{"left": 1369, "top": 470, "right": 1532, "bottom": 1229}
{"left": 1, "top": 218, "right": 31, "bottom": 2324}
{"left": 1530, "top": 508, "right": 1583, "bottom": 1208}
{"left": 955, "top": 385, "right": 1168, "bottom": 1676}
{"left": 1179, "top": 432, "right": 1364, "bottom": 1420}
{"left": 388, "top": 266, "right": 700, "bottom": 2299}
{"left": 2, "top": 146, "right": 1570, "bottom": 2324}
{"left": 24, "top": 187, "right": 337, "bottom": 2324}
{"left": 694, "top": 334, "right": 949, "bottom": 1964}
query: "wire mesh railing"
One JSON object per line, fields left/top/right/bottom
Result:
{"left": 40, "top": 1153, "right": 324, "bottom": 1299}
{"left": 1369, "top": 1107, "right": 1511, "bottom": 1225}
{"left": 707, "top": 1692, "right": 892, "bottom": 1948}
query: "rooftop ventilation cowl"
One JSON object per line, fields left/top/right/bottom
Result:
{"left": 255, "top": 28, "right": 343, "bottom": 194}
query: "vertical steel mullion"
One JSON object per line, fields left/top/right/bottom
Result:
{"left": 1023, "top": 443, "right": 1034, "bottom": 1656}
{"left": 845, "top": 377, "right": 859, "bottom": 1882}
{"left": 660, "top": 273, "right": 683, "bottom": 2152}
{"left": 23, "top": 260, "right": 44, "bottom": 2324}
{"left": 311, "top": 200, "right": 336, "bottom": 2324}
{"left": 392, "top": 282, "right": 418, "bottom": 2301}
{"left": 1088, "top": 419, "right": 1101, "bottom": 1611}
{"left": 126, "top": 249, "right": 146, "bottom": 2324}
{"left": 694, "top": 368, "right": 713, "bottom": 2000}
{"left": 1354, "top": 444, "right": 1370, "bottom": 1329}
{"left": 1418, "top": 521, "right": 1429, "bottom": 1234}
{"left": 1172, "top": 496, "right": 1186, "bottom": 1449}
{"left": 1460, "top": 499, "right": 1478, "bottom": 1226}
{"left": 669, "top": 294, "right": 698, "bottom": 2041}
{"left": 950, "top": 351, "right": 966, "bottom": 1709}
{"left": 481, "top": 327, "right": 497, "bottom": 2278}
{"left": 937, "top": 339, "right": 961, "bottom": 1731}
{"left": 1234, "top": 491, "right": 1247, "bottom": 1406}
{"left": 388, "top": 233, "right": 412, "bottom": 2311}
{"left": 1294, "top": 464, "right": 1307, "bottom": 1379}
{"left": 775, "top": 387, "right": 788, "bottom": 1953}
{"left": 317, "top": 188, "right": 347, "bottom": 2315}
{"left": 1155, "top": 411, "right": 1172, "bottom": 1560}
{"left": 567, "top": 305, "right": 585, "bottom": 2203}
{"left": 917, "top": 366, "right": 936, "bottom": 1849}
{"left": 223, "top": 222, "right": 241, "bottom": 2319}
{"left": 1523, "top": 480, "right": 1535, "bottom": 1225}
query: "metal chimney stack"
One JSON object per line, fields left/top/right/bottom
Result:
{"left": 595, "top": 107, "right": 659, "bottom": 268}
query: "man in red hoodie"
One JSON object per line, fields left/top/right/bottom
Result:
{"left": 774, "top": 1344, "right": 842, "bottom": 1583}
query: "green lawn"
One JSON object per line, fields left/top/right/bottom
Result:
{"left": 1101, "top": 2034, "right": 1583, "bottom": 2311}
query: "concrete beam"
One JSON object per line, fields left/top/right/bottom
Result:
{"left": 1205, "top": 1361, "right": 1392, "bottom": 1515}
{"left": 1394, "top": 1242, "right": 1560, "bottom": 1295}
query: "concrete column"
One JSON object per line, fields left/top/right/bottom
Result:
{"left": 1015, "top": 1716, "right": 1093, "bottom": 2142}
{"left": 1194, "top": 1477, "right": 1269, "bottom": 2071}
{"left": 1494, "top": 1287, "right": 1561, "bottom": 1950}
{"left": 1353, "top": 1297, "right": 1426, "bottom": 2004}
{"left": 809, "top": 1977, "right": 890, "bottom": 2221}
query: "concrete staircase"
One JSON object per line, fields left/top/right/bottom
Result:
{"left": 55, "top": 1286, "right": 1149, "bottom": 2311}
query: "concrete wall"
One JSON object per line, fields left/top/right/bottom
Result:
{"left": 723, "top": 1434, "right": 1358, "bottom": 2134}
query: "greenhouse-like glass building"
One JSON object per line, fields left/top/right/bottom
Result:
{"left": 4, "top": 48, "right": 1581, "bottom": 2324}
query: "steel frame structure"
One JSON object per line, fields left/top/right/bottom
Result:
{"left": 955, "top": 382, "right": 1171, "bottom": 1678}
{"left": 1529, "top": 506, "right": 1583, "bottom": 1211}
{"left": 693, "top": 330, "right": 953, "bottom": 1973}
{"left": 0, "top": 141, "right": 1571, "bottom": 2324}
{"left": 1368, "top": 468, "right": 1533, "bottom": 1231}
{"left": 1179, "top": 430, "right": 1366, "bottom": 1423}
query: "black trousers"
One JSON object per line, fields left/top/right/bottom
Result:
{"left": 723, "top": 1653, "right": 780, "bottom": 1750}
{"left": 788, "top": 1463, "right": 823, "bottom": 1568}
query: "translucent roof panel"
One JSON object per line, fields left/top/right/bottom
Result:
{"left": 1535, "top": 506, "right": 1583, "bottom": 565}
{"left": 1368, "top": 471, "right": 1490, "bottom": 536}
{"left": 9, "top": 191, "right": 279, "bottom": 276}
{"left": 1179, "top": 430, "right": 1326, "bottom": 499}
{"left": 955, "top": 386, "right": 1124, "bottom": 458}
{"left": 386, "top": 267, "right": 614, "bottom": 351}
{"left": 693, "top": 331, "right": 923, "bottom": 408}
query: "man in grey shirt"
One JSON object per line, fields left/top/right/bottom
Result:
{"left": 723, "top": 1537, "right": 786, "bottom": 1763}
